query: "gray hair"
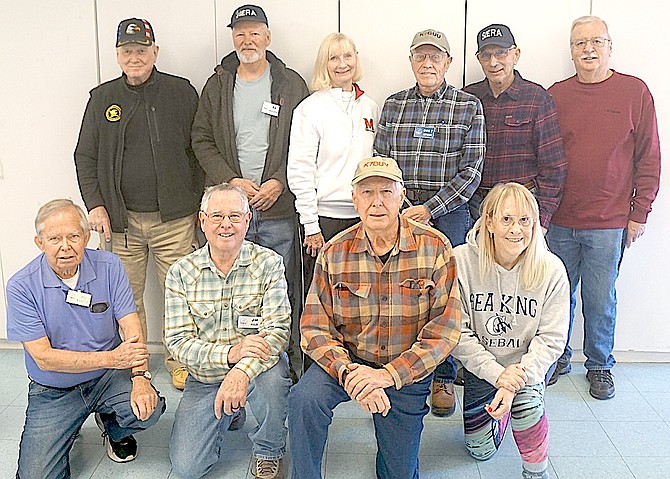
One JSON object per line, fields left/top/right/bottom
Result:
{"left": 200, "top": 183, "right": 250, "bottom": 214}
{"left": 570, "top": 15, "right": 610, "bottom": 39}
{"left": 35, "top": 199, "right": 89, "bottom": 238}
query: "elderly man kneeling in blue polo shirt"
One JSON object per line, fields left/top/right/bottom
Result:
{"left": 6, "top": 199, "right": 166, "bottom": 478}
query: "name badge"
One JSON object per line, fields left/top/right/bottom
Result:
{"left": 238, "top": 315, "right": 261, "bottom": 329}
{"left": 66, "top": 290, "right": 92, "bottom": 307}
{"left": 413, "top": 126, "right": 435, "bottom": 139}
{"left": 261, "top": 101, "right": 280, "bottom": 117}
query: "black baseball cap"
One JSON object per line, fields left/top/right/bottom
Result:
{"left": 227, "top": 4, "right": 269, "bottom": 28}
{"left": 116, "top": 18, "right": 155, "bottom": 47}
{"left": 476, "top": 24, "right": 516, "bottom": 53}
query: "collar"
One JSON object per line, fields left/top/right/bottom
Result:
{"left": 349, "top": 216, "right": 419, "bottom": 257}
{"left": 194, "top": 241, "right": 255, "bottom": 276}
{"left": 483, "top": 70, "right": 522, "bottom": 100}
{"left": 41, "top": 249, "right": 96, "bottom": 289}
{"left": 412, "top": 80, "right": 448, "bottom": 100}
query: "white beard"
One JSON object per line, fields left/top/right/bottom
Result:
{"left": 237, "top": 49, "right": 263, "bottom": 64}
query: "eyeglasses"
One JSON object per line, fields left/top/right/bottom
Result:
{"left": 476, "top": 47, "right": 514, "bottom": 62}
{"left": 570, "top": 37, "right": 610, "bottom": 49}
{"left": 495, "top": 215, "right": 533, "bottom": 228}
{"left": 410, "top": 52, "right": 447, "bottom": 63}
{"left": 202, "top": 211, "right": 246, "bottom": 224}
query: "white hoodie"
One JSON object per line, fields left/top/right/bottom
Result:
{"left": 287, "top": 85, "right": 380, "bottom": 236}
{"left": 451, "top": 236, "right": 570, "bottom": 386}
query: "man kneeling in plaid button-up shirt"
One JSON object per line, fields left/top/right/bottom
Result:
{"left": 165, "top": 183, "right": 292, "bottom": 479}
{"left": 288, "top": 157, "right": 462, "bottom": 479}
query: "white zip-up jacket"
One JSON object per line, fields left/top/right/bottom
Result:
{"left": 451, "top": 237, "right": 570, "bottom": 386}
{"left": 287, "top": 84, "right": 380, "bottom": 236}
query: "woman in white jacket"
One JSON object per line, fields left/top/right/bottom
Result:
{"left": 451, "top": 183, "right": 569, "bottom": 479}
{"left": 287, "top": 33, "right": 380, "bottom": 297}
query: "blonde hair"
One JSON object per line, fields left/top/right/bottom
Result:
{"left": 468, "top": 183, "right": 549, "bottom": 290}
{"left": 310, "top": 33, "right": 363, "bottom": 92}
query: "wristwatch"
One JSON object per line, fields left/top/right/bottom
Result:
{"left": 131, "top": 370, "right": 152, "bottom": 380}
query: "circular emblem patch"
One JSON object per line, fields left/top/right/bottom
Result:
{"left": 105, "top": 104, "right": 122, "bottom": 122}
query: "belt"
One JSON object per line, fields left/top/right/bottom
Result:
{"left": 405, "top": 188, "right": 439, "bottom": 204}
{"left": 477, "top": 180, "right": 536, "bottom": 195}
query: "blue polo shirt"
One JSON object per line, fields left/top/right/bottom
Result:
{"left": 6, "top": 249, "right": 136, "bottom": 388}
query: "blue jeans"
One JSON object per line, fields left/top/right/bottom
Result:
{"left": 170, "top": 357, "right": 291, "bottom": 479}
{"left": 289, "top": 363, "right": 431, "bottom": 479}
{"left": 546, "top": 225, "right": 625, "bottom": 370}
{"left": 431, "top": 203, "right": 471, "bottom": 383}
{"left": 247, "top": 212, "right": 296, "bottom": 282}
{"left": 17, "top": 369, "right": 166, "bottom": 479}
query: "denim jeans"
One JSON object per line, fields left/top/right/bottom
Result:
{"left": 246, "top": 212, "right": 296, "bottom": 282}
{"left": 17, "top": 368, "right": 166, "bottom": 479}
{"left": 170, "top": 357, "right": 291, "bottom": 479}
{"left": 546, "top": 225, "right": 625, "bottom": 370}
{"left": 431, "top": 203, "right": 471, "bottom": 383}
{"left": 289, "top": 363, "right": 431, "bottom": 479}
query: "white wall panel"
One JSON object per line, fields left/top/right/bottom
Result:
{"left": 593, "top": 0, "right": 670, "bottom": 353}
{"left": 341, "top": 0, "right": 466, "bottom": 108}
{"left": 215, "top": 0, "right": 338, "bottom": 87}
{"left": 97, "top": 0, "right": 216, "bottom": 92}
{"left": 464, "top": 0, "right": 589, "bottom": 88}
{"left": 0, "top": 0, "right": 99, "bottom": 340}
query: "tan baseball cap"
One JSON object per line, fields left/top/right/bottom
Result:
{"left": 410, "top": 29, "right": 450, "bottom": 55}
{"left": 352, "top": 157, "right": 404, "bottom": 185}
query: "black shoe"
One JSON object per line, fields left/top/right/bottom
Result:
{"left": 586, "top": 370, "right": 615, "bottom": 400}
{"left": 95, "top": 412, "right": 137, "bottom": 462}
{"left": 228, "top": 407, "right": 247, "bottom": 431}
{"left": 547, "top": 360, "right": 571, "bottom": 386}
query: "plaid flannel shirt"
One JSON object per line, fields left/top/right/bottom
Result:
{"left": 374, "top": 82, "right": 485, "bottom": 218}
{"left": 464, "top": 71, "right": 567, "bottom": 228}
{"left": 301, "top": 216, "right": 462, "bottom": 389}
{"left": 165, "top": 242, "right": 290, "bottom": 384}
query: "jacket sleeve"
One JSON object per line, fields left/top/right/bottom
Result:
{"left": 373, "top": 99, "right": 392, "bottom": 157}
{"left": 185, "top": 83, "right": 205, "bottom": 197}
{"left": 287, "top": 97, "right": 321, "bottom": 235}
{"left": 74, "top": 93, "right": 105, "bottom": 211}
{"left": 191, "top": 75, "right": 239, "bottom": 184}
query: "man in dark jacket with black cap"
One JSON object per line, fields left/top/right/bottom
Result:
{"left": 192, "top": 4, "right": 309, "bottom": 382}
{"left": 74, "top": 18, "right": 203, "bottom": 390}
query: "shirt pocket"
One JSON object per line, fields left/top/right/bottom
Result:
{"left": 333, "top": 282, "right": 371, "bottom": 324}
{"left": 233, "top": 294, "right": 263, "bottom": 334}
{"left": 398, "top": 278, "right": 434, "bottom": 323}
{"left": 503, "top": 115, "right": 532, "bottom": 146}
{"left": 187, "top": 301, "right": 218, "bottom": 337}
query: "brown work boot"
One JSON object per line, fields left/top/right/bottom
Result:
{"left": 252, "top": 458, "right": 284, "bottom": 479}
{"left": 171, "top": 367, "right": 188, "bottom": 390}
{"left": 431, "top": 381, "right": 456, "bottom": 417}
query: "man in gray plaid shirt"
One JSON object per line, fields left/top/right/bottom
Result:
{"left": 165, "top": 183, "right": 291, "bottom": 479}
{"left": 374, "top": 28, "right": 485, "bottom": 419}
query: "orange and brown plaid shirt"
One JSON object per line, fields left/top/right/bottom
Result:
{"left": 301, "top": 216, "right": 462, "bottom": 389}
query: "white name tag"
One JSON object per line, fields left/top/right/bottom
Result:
{"left": 237, "top": 315, "right": 261, "bottom": 329}
{"left": 66, "top": 290, "right": 92, "bottom": 307}
{"left": 261, "top": 101, "right": 280, "bottom": 117}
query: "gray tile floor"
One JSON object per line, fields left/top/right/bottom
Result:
{"left": 1, "top": 347, "right": 669, "bottom": 478}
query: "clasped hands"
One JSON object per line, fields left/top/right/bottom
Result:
{"left": 343, "top": 363, "right": 394, "bottom": 417}
{"left": 486, "top": 363, "right": 527, "bottom": 420}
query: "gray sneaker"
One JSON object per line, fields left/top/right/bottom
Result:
{"left": 586, "top": 369, "right": 615, "bottom": 400}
